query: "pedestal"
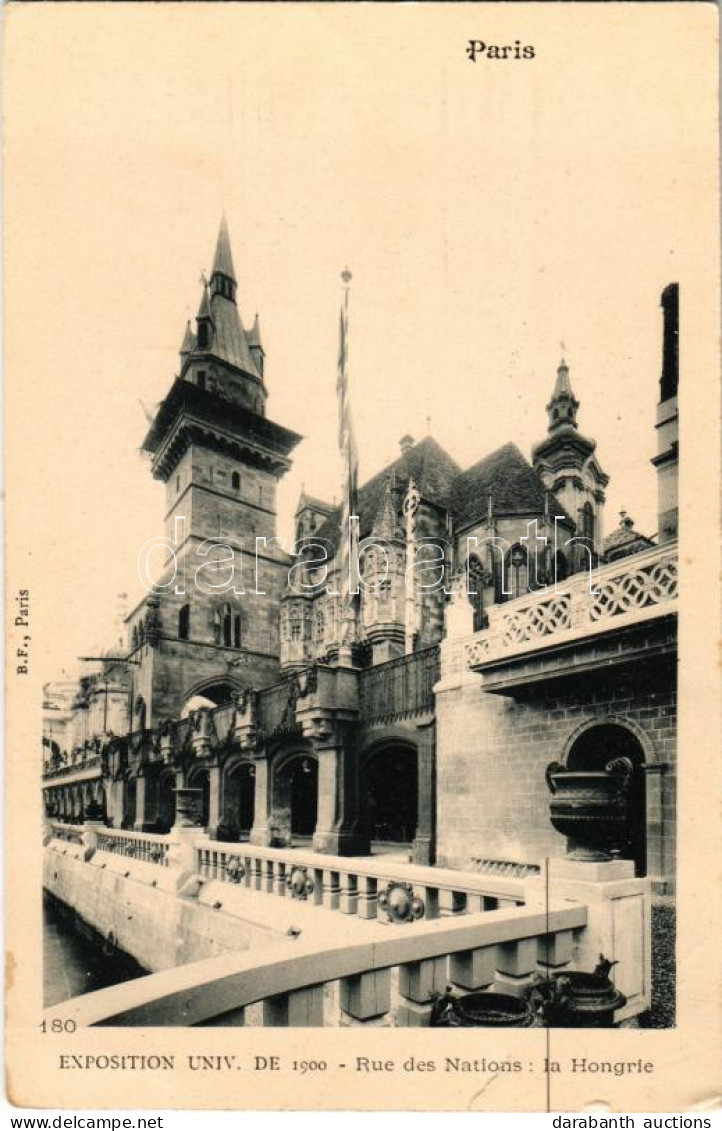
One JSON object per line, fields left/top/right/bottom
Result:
{"left": 548, "top": 856, "right": 651, "bottom": 1022}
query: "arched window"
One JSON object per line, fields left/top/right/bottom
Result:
{"left": 135, "top": 696, "right": 147, "bottom": 732}
{"left": 505, "top": 545, "right": 529, "bottom": 600}
{"left": 466, "top": 554, "right": 487, "bottom": 631}
{"left": 197, "top": 369, "right": 207, "bottom": 389}
{"left": 233, "top": 613, "right": 242, "bottom": 648}
{"left": 213, "top": 608, "right": 222, "bottom": 645}
{"left": 555, "top": 551, "right": 569, "bottom": 584}
{"left": 314, "top": 606, "right": 325, "bottom": 643}
{"left": 290, "top": 608, "right": 302, "bottom": 641}
{"left": 231, "top": 471, "right": 240, "bottom": 491}
{"left": 581, "top": 502, "right": 595, "bottom": 542}
{"left": 222, "top": 603, "right": 232, "bottom": 647}
{"left": 178, "top": 604, "right": 190, "bottom": 640}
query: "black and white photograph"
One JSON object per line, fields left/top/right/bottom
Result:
{"left": 4, "top": 0, "right": 719, "bottom": 1115}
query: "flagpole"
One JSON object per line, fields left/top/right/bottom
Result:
{"left": 337, "top": 267, "right": 358, "bottom": 665}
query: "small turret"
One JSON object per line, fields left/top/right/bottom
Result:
{"left": 247, "top": 314, "right": 264, "bottom": 380}
{"left": 546, "top": 359, "right": 579, "bottom": 432}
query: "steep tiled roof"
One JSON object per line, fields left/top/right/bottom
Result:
{"left": 315, "top": 435, "right": 461, "bottom": 548}
{"left": 604, "top": 513, "right": 653, "bottom": 559}
{"left": 207, "top": 291, "right": 261, "bottom": 379}
{"left": 451, "top": 442, "right": 571, "bottom": 529}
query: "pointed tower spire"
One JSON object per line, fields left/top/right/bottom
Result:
{"left": 180, "top": 319, "right": 195, "bottom": 359}
{"left": 196, "top": 282, "right": 213, "bottom": 351}
{"left": 247, "top": 313, "right": 264, "bottom": 379}
{"left": 546, "top": 358, "right": 579, "bottom": 432}
{"left": 210, "top": 214, "right": 237, "bottom": 302}
{"left": 373, "top": 477, "right": 401, "bottom": 540}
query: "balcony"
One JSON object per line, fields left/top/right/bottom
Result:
{"left": 463, "top": 542, "right": 677, "bottom": 693}
{"left": 359, "top": 645, "right": 440, "bottom": 725}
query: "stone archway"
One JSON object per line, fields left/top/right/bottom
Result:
{"left": 221, "top": 758, "right": 256, "bottom": 842}
{"left": 272, "top": 751, "right": 319, "bottom": 844}
{"left": 565, "top": 720, "right": 648, "bottom": 876}
{"left": 180, "top": 676, "right": 244, "bottom": 716}
{"left": 155, "top": 768, "right": 176, "bottom": 833}
{"left": 360, "top": 742, "right": 418, "bottom": 850}
{"left": 187, "top": 764, "right": 211, "bottom": 828}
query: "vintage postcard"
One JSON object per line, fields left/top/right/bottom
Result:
{"left": 4, "top": 0, "right": 720, "bottom": 1115}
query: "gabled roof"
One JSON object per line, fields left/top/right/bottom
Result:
{"left": 296, "top": 492, "right": 335, "bottom": 516}
{"left": 451, "top": 442, "right": 573, "bottom": 529}
{"left": 314, "top": 435, "right": 461, "bottom": 548}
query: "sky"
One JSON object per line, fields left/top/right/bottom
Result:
{"left": 5, "top": 3, "right": 715, "bottom": 685}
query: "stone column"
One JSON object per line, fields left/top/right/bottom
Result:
{"left": 133, "top": 772, "right": 158, "bottom": 832}
{"left": 249, "top": 758, "right": 271, "bottom": 846}
{"left": 412, "top": 720, "right": 436, "bottom": 866}
{"left": 312, "top": 727, "right": 368, "bottom": 857}
{"left": 205, "top": 763, "right": 223, "bottom": 840}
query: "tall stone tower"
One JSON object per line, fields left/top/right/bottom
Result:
{"left": 651, "top": 283, "right": 679, "bottom": 543}
{"left": 127, "top": 218, "right": 301, "bottom": 725}
{"left": 532, "top": 360, "right": 609, "bottom": 561}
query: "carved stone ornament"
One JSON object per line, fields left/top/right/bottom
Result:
{"left": 377, "top": 880, "right": 425, "bottom": 924}
{"left": 286, "top": 866, "right": 315, "bottom": 900}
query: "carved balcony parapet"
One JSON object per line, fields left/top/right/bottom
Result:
{"left": 464, "top": 543, "right": 678, "bottom": 673}
{"left": 294, "top": 664, "right": 360, "bottom": 742}
{"left": 233, "top": 688, "right": 261, "bottom": 750}
{"left": 189, "top": 706, "right": 218, "bottom": 759}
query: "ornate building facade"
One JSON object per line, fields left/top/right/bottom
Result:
{"left": 43, "top": 221, "right": 678, "bottom": 896}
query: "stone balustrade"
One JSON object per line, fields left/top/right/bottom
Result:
{"left": 196, "top": 840, "right": 526, "bottom": 924}
{"left": 41, "top": 900, "right": 586, "bottom": 1028}
{"left": 465, "top": 542, "right": 677, "bottom": 670}
{"left": 94, "top": 828, "right": 170, "bottom": 867}
{"left": 48, "top": 820, "right": 85, "bottom": 846}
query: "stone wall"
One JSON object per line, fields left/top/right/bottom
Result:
{"left": 435, "top": 660, "right": 676, "bottom": 895}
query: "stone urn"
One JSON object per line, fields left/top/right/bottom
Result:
{"left": 545, "top": 756, "right": 634, "bottom": 862}
{"left": 430, "top": 989, "right": 534, "bottom": 1028}
{"left": 533, "top": 956, "right": 627, "bottom": 1028}
{"left": 172, "top": 787, "right": 204, "bottom": 829}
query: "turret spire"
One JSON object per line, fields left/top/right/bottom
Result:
{"left": 546, "top": 358, "right": 579, "bottom": 432}
{"left": 210, "top": 214, "right": 237, "bottom": 303}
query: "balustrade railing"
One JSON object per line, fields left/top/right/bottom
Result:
{"left": 43, "top": 754, "right": 101, "bottom": 781}
{"left": 465, "top": 542, "right": 677, "bottom": 669}
{"left": 49, "top": 821, "right": 84, "bottom": 845}
{"left": 359, "top": 645, "right": 440, "bottom": 724}
{"left": 196, "top": 839, "right": 525, "bottom": 924}
{"left": 42, "top": 899, "right": 586, "bottom": 1027}
{"left": 94, "top": 828, "right": 170, "bottom": 867}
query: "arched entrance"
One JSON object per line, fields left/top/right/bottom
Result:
{"left": 181, "top": 678, "right": 243, "bottom": 716}
{"left": 122, "top": 778, "right": 136, "bottom": 829}
{"left": 187, "top": 765, "right": 210, "bottom": 828}
{"left": 274, "top": 754, "right": 318, "bottom": 843}
{"left": 223, "top": 761, "right": 256, "bottom": 841}
{"left": 155, "top": 769, "right": 176, "bottom": 833}
{"left": 566, "top": 722, "right": 647, "bottom": 876}
{"left": 361, "top": 744, "right": 418, "bottom": 849}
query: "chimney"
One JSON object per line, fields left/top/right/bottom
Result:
{"left": 399, "top": 434, "right": 415, "bottom": 455}
{"left": 651, "top": 283, "right": 679, "bottom": 543}
{"left": 659, "top": 283, "right": 679, "bottom": 402}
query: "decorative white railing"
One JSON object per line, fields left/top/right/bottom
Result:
{"left": 42, "top": 900, "right": 586, "bottom": 1027}
{"left": 466, "top": 543, "right": 677, "bottom": 670}
{"left": 94, "top": 828, "right": 170, "bottom": 867}
{"left": 196, "top": 840, "right": 526, "bottom": 923}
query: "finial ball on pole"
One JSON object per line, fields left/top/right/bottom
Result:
{"left": 341, "top": 268, "right": 353, "bottom": 285}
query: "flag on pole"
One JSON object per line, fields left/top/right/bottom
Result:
{"left": 337, "top": 268, "right": 359, "bottom": 652}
